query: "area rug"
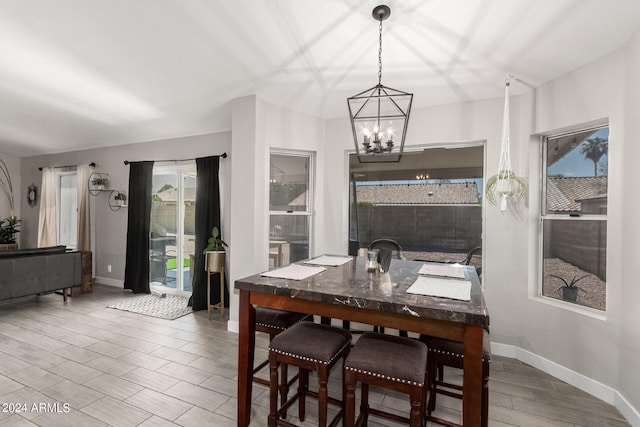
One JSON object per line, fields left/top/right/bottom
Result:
{"left": 108, "top": 294, "right": 192, "bottom": 320}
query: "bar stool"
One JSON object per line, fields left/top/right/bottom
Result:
{"left": 253, "top": 307, "right": 312, "bottom": 411}
{"left": 421, "top": 329, "right": 491, "bottom": 427}
{"left": 268, "top": 321, "right": 352, "bottom": 427}
{"left": 344, "top": 332, "right": 428, "bottom": 427}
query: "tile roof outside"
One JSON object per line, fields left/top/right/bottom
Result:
{"left": 288, "top": 191, "right": 308, "bottom": 207}
{"left": 546, "top": 176, "right": 607, "bottom": 212}
{"left": 356, "top": 183, "right": 479, "bottom": 205}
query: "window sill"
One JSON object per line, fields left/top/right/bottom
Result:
{"left": 529, "top": 295, "right": 607, "bottom": 321}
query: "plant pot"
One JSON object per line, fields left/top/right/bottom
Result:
{"left": 205, "top": 251, "right": 225, "bottom": 272}
{"left": 561, "top": 287, "right": 579, "bottom": 302}
{"left": 496, "top": 178, "right": 510, "bottom": 194}
{"left": 0, "top": 243, "right": 18, "bottom": 251}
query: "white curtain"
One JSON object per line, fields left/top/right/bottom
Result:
{"left": 37, "top": 167, "right": 57, "bottom": 247}
{"left": 76, "top": 164, "right": 91, "bottom": 251}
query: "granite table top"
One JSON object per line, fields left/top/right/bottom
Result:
{"left": 235, "top": 255, "right": 489, "bottom": 328}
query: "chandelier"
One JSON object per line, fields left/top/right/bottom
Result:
{"left": 347, "top": 4, "right": 413, "bottom": 163}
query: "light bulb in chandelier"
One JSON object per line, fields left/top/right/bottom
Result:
{"left": 362, "top": 125, "right": 372, "bottom": 147}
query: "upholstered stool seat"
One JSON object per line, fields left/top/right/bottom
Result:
{"left": 269, "top": 321, "right": 352, "bottom": 427}
{"left": 253, "top": 308, "right": 312, "bottom": 384}
{"left": 421, "top": 329, "right": 491, "bottom": 427}
{"left": 253, "top": 307, "right": 311, "bottom": 415}
{"left": 344, "top": 332, "right": 428, "bottom": 427}
{"left": 257, "top": 307, "right": 313, "bottom": 332}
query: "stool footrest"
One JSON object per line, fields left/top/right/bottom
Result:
{"left": 433, "top": 380, "right": 463, "bottom": 400}
{"left": 364, "top": 406, "right": 410, "bottom": 424}
{"left": 425, "top": 414, "right": 462, "bottom": 427}
{"left": 277, "top": 391, "right": 301, "bottom": 417}
{"left": 303, "top": 389, "right": 343, "bottom": 408}
{"left": 274, "top": 392, "right": 344, "bottom": 427}
{"left": 253, "top": 376, "right": 269, "bottom": 386}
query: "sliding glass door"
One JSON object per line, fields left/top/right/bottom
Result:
{"left": 149, "top": 163, "right": 196, "bottom": 293}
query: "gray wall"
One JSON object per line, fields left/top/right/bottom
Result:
{"left": 620, "top": 27, "right": 640, "bottom": 419}
{"left": 19, "top": 132, "right": 231, "bottom": 284}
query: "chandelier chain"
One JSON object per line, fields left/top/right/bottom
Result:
{"left": 378, "top": 17, "right": 383, "bottom": 86}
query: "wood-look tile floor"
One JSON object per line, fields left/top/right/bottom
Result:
{"left": 0, "top": 285, "right": 630, "bottom": 427}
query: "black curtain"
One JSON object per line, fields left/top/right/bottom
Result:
{"left": 124, "top": 161, "right": 154, "bottom": 293}
{"left": 190, "top": 156, "right": 226, "bottom": 311}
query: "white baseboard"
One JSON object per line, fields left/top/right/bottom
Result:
{"left": 94, "top": 276, "right": 123, "bottom": 288}
{"left": 228, "top": 320, "right": 239, "bottom": 333}
{"left": 492, "top": 343, "right": 640, "bottom": 426}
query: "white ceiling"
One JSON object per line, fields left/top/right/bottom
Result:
{"left": 2, "top": 0, "right": 640, "bottom": 158}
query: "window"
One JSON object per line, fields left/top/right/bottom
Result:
{"left": 57, "top": 172, "right": 77, "bottom": 249}
{"left": 269, "top": 151, "right": 314, "bottom": 267}
{"left": 349, "top": 145, "right": 483, "bottom": 270}
{"left": 541, "top": 126, "right": 608, "bottom": 310}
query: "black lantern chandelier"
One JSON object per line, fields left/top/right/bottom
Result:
{"left": 347, "top": 4, "right": 413, "bottom": 163}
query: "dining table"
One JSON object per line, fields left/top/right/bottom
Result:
{"left": 234, "top": 254, "right": 489, "bottom": 426}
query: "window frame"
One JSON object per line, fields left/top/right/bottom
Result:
{"left": 347, "top": 142, "right": 485, "bottom": 269}
{"left": 539, "top": 125, "right": 608, "bottom": 312}
{"left": 269, "top": 149, "right": 315, "bottom": 264}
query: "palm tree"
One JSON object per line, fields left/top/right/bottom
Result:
{"left": 580, "top": 137, "right": 608, "bottom": 176}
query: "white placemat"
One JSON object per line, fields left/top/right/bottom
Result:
{"left": 261, "top": 264, "right": 327, "bottom": 280}
{"left": 418, "top": 263, "right": 466, "bottom": 279}
{"left": 304, "top": 255, "right": 352, "bottom": 266}
{"left": 406, "top": 275, "right": 472, "bottom": 301}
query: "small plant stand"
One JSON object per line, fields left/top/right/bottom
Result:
{"left": 207, "top": 261, "right": 224, "bottom": 320}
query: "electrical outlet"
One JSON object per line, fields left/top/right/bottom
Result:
{"left": 107, "top": 264, "right": 112, "bottom": 273}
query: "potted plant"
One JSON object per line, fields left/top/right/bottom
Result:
{"left": 0, "top": 216, "right": 20, "bottom": 250}
{"left": 203, "top": 226, "right": 228, "bottom": 272}
{"left": 547, "top": 274, "right": 588, "bottom": 303}
{"left": 91, "top": 177, "right": 108, "bottom": 190}
{"left": 114, "top": 191, "right": 127, "bottom": 206}
{"left": 485, "top": 171, "right": 527, "bottom": 210}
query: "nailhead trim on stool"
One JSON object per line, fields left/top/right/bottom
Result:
{"left": 344, "top": 332, "right": 428, "bottom": 427}
{"left": 268, "top": 321, "right": 352, "bottom": 427}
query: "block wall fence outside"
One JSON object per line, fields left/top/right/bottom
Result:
{"left": 547, "top": 220, "right": 607, "bottom": 280}
{"left": 356, "top": 205, "right": 482, "bottom": 252}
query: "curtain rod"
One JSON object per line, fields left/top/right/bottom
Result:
{"left": 39, "top": 162, "right": 95, "bottom": 171}
{"left": 123, "top": 153, "right": 227, "bottom": 165}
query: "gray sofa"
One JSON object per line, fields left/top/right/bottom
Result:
{"left": 0, "top": 245, "right": 82, "bottom": 302}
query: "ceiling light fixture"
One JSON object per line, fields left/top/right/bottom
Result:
{"left": 347, "top": 4, "right": 413, "bottom": 163}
